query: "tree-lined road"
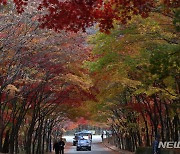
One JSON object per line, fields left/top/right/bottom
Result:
{"left": 0, "top": 1, "right": 179, "bottom": 153}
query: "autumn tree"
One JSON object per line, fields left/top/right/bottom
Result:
{"left": 0, "top": 0, "right": 179, "bottom": 33}
{"left": 0, "top": 2, "right": 94, "bottom": 153}
{"left": 86, "top": 7, "right": 179, "bottom": 151}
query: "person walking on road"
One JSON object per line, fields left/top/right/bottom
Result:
{"left": 53, "top": 139, "right": 60, "bottom": 154}
{"left": 101, "top": 133, "right": 104, "bottom": 142}
{"left": 59, "top": 138, "right": 65, "bottom": 154}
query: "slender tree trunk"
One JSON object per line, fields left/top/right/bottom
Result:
{"left": 26, "top": 124, "right": 35, "bottom": 154}
{"left": 9, "top": 128, "right": 15, "bottom": 154}
{"left": 0, "top": 93, "right": 4, "bottom": 152}
{"left": 173, "top": 115, "right": 179, "bottom": 141}
{"left": 137, "top": 130, "right": 142, "bottom": 147}
{"left": 164, "top": 101, "right": 171, "bottom": 141}
{"left": 15, "top": 133, "right": 19, "bottom": 154}
{"left": 36, "top": 119, "right": 43, "bottom": 154}
{"left": 49, "top": 134, "right": 52, "bottom": 152}
{"left": 2, "top": 130, "right": 9, "bottom": 153}
{"left": 0, "top": 130, "right": 4, "bottom": 152}
{"left": 42, "top": 120, "right": 47, "bottom": 154}
{"left": 141, "top": 111, "right": 150, "bottom": 146}
{"left": 153, "top": 95, "right": 165, "bottom": 141}
{"left": 32, "top": 130, "right": 38, "bottom": 154}
{"left": 46, "top": 125, "right": 51, "bottom": 152}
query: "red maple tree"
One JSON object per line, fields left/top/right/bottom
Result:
{"left": 1, "top": 0, "right": 179, "bottom": 32}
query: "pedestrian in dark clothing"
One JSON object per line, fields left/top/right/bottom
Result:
{"left": 53, "top": 140, "right": 60, "bottom": 154}
{"left": 59, "top": 138, "right": 65, "bottom": 154}
{"left": 152, "top": 134, "right": 161, "bottom": 154}
{"left": 101, "top": 134, "right": 104, "bottom": 142}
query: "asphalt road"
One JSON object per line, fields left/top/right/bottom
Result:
{"left": 65, "top": 143, "right": 118, "bottom": 154}
{"left": 63, "top": 135, "right": 118, "bottom": 154}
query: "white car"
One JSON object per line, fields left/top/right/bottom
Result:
{"left": 76, "top": 139, "right": 91, "bottom": 151}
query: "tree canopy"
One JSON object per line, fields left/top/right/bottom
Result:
{"left": 0, "top": 0, "right": 179, "bottom": 32}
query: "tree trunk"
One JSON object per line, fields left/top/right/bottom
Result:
{"left": 173, "top": 115, "right": 179, "bottom": 141}
{"left": 153, "top": 95, "right": 165, "bottom": 141}
{"left": 2, "top": 130, "right": 9, "bottom": 153}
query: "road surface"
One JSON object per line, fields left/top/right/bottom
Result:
{"left": 65, "top": 143, "right": 118, "bottom": 154}
{"left": 64, "top": 135, "right": 119, "bottom": 154}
